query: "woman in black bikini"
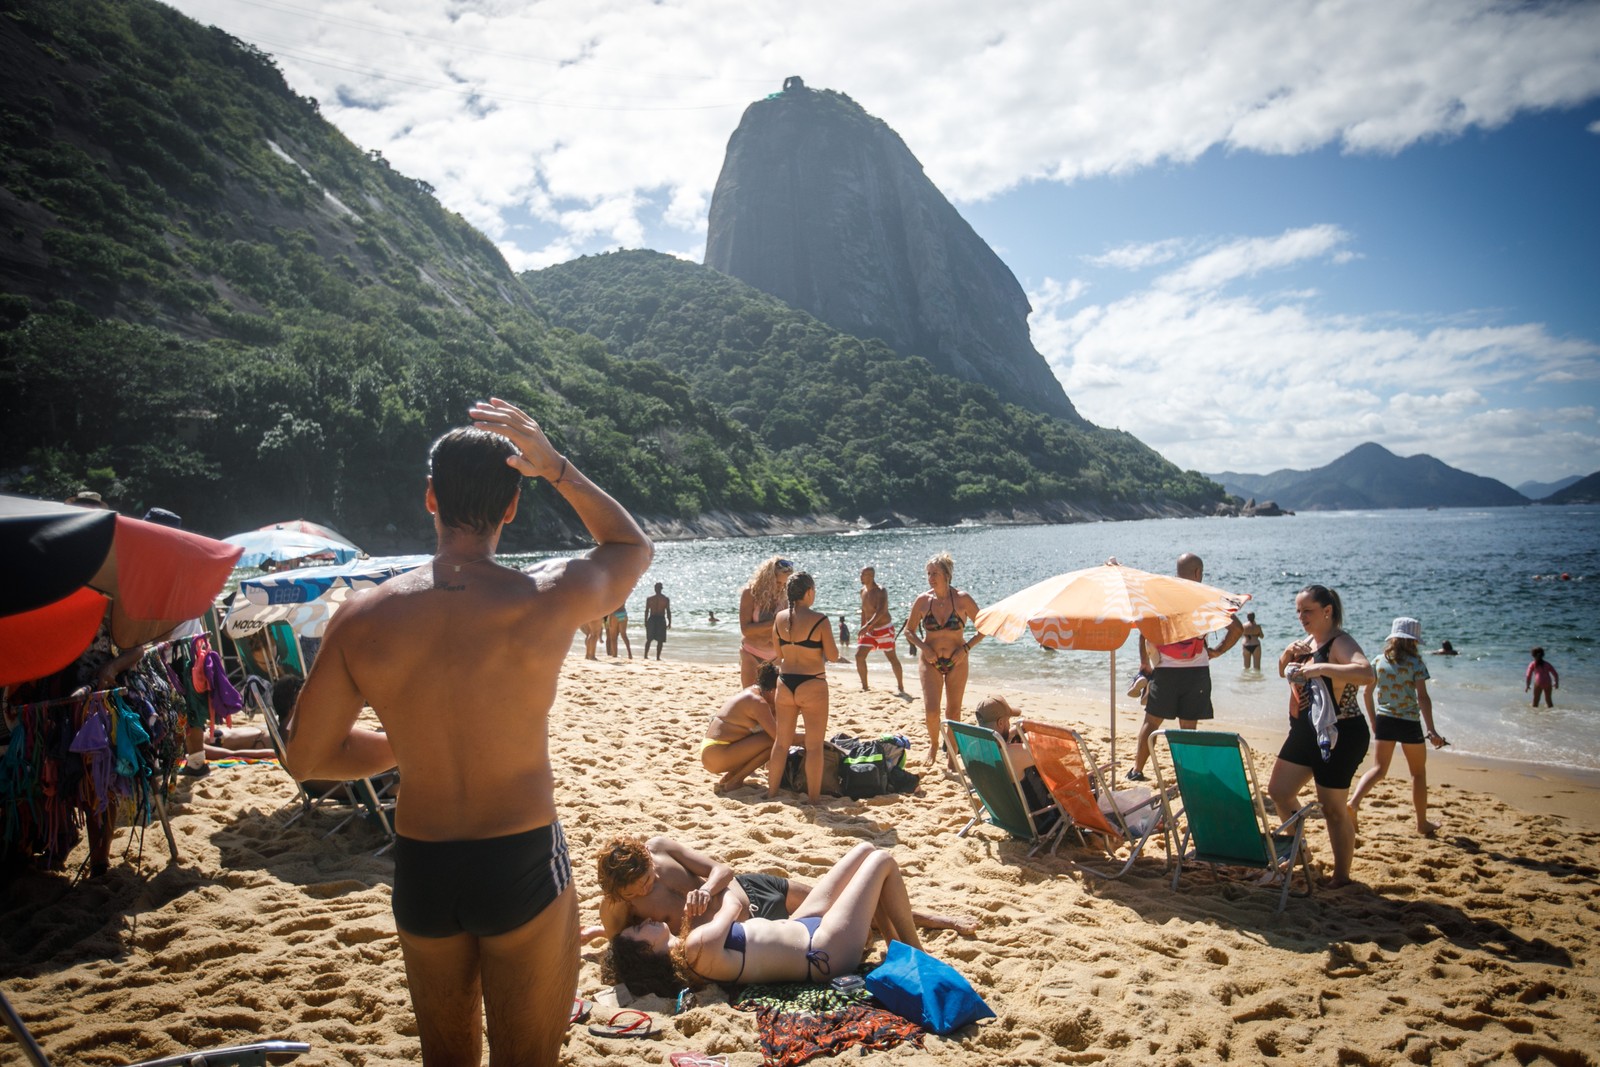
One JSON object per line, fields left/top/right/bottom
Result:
{"left": 605, "top": 843, "right": 925, "bottom": 995}
{"left": 1270, "top": 584, "right": 1374, "bottom": 889}
{"left": 766, "top": 571, "right": 841, "bottom": 802}
{"left": 1240, "top": 611, "right": 1264, "bottom": 671}
{"left": 905, "top": 552, "right": 982, "bottom": 767}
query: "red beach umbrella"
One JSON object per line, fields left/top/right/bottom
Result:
{"left": 0, "top": 494, "right": 244, "bottom": 686}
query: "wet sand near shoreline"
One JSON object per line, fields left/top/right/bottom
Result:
{"left": 3, "top": 657, "right": 1597, "bottom": 1065}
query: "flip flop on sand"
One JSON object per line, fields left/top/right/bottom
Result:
{"left": 669, "top": 1053, "right": 729, "bottom": 1067}
{"left": 570, "top": 997, "right": 596, "bottom": 1025}
{"left": 588, "top": 1009, "right": 654, "bottom": 1039}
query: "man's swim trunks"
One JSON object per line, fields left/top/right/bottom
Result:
{"left": 735, "top": 872, "right": 792, "bottom": 921}
{"left": 856, "top": 624, "right": 897, "bottom": 651}
{"left": 646, "top": 615, "right": 668, "bottom": 643}
{"left": 391, "top": 820, "right": 571, "bottom": 938}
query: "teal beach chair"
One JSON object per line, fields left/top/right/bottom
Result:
{"left": 1154, "top": 729, "right": 1319, "bottom": 911}
{"left": 944, "top": 720, "right": 1063, "bottom": 856}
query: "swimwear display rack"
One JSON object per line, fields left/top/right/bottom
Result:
{"left": 0, "top": 633, "right": 242, "bottom": 876}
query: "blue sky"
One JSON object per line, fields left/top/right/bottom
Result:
{"left": 167, "top": 0, "right": 1600, "bottom": 487}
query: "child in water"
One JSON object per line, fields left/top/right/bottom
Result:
{"left": 1526, "top": 647, "right": 1559, "bottom": 707}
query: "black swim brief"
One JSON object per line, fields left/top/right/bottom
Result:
{"left": 735, "top": 872, "right": 791, "bottom": 921}
{"left": 1146, "top": 667, "right": 1214, "bottom": 721}
{"left": 392, "top": 820, "right": 572, "bottom": 938}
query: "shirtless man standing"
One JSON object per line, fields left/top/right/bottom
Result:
{"left": 701, "top": 662, "right": 789, "bottom": 792}
{"left": 854, "top": 566, "right": 906, "bottom": 694}
{"left": 286, "top": 398, "right": 651, "bottom": 1066}
{"left": 585, "top": 834, "right": 974, "bottom": 943}
{"left": 643, "top": 582, "right": 672, "bottom": 660}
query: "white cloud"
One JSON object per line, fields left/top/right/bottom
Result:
{"left": 1088, "top": 239, "right": 1188, "bottom": 271}
{"left": 1154, "top": 225, "right": 1349, "bottom": 292}
{"left": 170, "top": 0, "right": 1600, "bottom": 262}
{"left": 1029, "top": 228, "right": 1600, "bottom": 484}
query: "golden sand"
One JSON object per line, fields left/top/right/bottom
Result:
{"left": 4, "top": 657, "right": 1598, "bottom": 1065}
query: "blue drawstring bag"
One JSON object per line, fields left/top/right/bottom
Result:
{"left": 863, "top": 940, "right": 995, "bottom": 1034}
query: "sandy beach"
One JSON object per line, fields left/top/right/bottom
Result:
{"left": 4, "top": 655, "right": 1598, "bottom": 1065}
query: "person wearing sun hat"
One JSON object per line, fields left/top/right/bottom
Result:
{"left": 1348, "top": 616, "right": 1448, "bottom": 838}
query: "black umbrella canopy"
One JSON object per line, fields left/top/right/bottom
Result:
{"left": 0, "top": 494, "right": 117, "bottom": 616}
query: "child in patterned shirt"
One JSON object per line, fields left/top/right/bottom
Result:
{"left": 1348, "top": 617, "right": 1448, "bottom": 837}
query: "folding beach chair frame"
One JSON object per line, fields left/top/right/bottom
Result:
{"left": 943, "top": 720, "right": 1064, "bottom": 857}
{"left": 2, "top": 987, "right": 309, "bottom": 1066}
{"left": 254, "top": 679, "right": 397, "bottom": 856}
{"left": 1152, "top": 729, "right": 1320, "bottom": 912}
{"left": 1016, "top": 718, "right": 1172, "bottom": 878}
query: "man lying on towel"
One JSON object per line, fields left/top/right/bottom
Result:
{"left": 584, "top": 834, "right": 975, "bottom": 943}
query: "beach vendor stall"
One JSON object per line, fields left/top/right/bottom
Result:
{"left": 0, "top": 494, "right": 244, "bottom": 874}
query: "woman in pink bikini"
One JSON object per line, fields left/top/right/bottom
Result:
{"left": 737, "top": 556, "right": 793, "bottom": 686}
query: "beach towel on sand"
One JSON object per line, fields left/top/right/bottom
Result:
{"left": 734, "top": 983, "right": 923, "bottom": 1067}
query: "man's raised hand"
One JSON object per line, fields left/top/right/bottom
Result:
{"left": 469, "top": 398, "right": 566, "bottom": 483}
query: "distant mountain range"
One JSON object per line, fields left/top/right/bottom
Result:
{"left": 1517, "top": 475, "right": 1583, "bottom": 499}
{"left": 1545, "top": 472, "right": 1600, "bottom": 505}
{"left": 1208, "top": 443, "right": 1530, "bottom": 510}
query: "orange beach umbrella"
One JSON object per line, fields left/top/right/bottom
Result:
{"left": 975, "top": 560, "right": 1249, "bottom": 775}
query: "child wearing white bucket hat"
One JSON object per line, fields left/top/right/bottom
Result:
{"left": 1348, "top": 616, "right": 1449, "bottom": 837}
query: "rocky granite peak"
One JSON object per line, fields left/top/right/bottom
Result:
{"left": 704, "top": 82, "right": 1079, "bottom": 421}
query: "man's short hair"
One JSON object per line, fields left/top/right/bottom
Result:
{"left": 142, "top": 507, "right": 182, "bottom": 528}
{"left": 428, "top": 428, "right": 521, "bottom": 534}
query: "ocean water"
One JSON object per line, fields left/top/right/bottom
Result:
{"left": 509, "top": 506, "right": 1599, "bottom": 771}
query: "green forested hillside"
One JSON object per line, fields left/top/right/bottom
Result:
{"left": 0, "top": 0, "right": 815, "bottom": 545}
{"left": 524, "top": 251, "right": 1223, "bottom": 519}
{"left": 1, "top": 0, "right": 1219, "bottom": 544}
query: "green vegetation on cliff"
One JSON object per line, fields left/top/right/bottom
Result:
{"left": 0, "top": 0, "right": 816, "bottom": 544}
{"left": 524, "top": 251, "right": 1223, "bottom": 519}
{"left": 1, "top": 0, "right": 1217, "bottom": 541}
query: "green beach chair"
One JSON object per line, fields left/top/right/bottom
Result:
{"left": 944, "top": 720, "right": 1063, "bottom": 856}
{"left": 1017, "top": 718, "right": 1172, "bottom": 877}
{"left": 1153, "top": 729, "right": 1320, "bottom": 912}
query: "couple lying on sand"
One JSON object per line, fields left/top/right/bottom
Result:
{"left": 585, "top": 834, "right": 976, "bottom": 996}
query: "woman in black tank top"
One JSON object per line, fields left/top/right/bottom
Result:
{"left": 1269, "top": 584, "right": 1375, "bottom": 889}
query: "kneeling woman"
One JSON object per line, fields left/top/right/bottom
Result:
{"left": 607, "top": 843, "right": 921, "bottom": 995}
